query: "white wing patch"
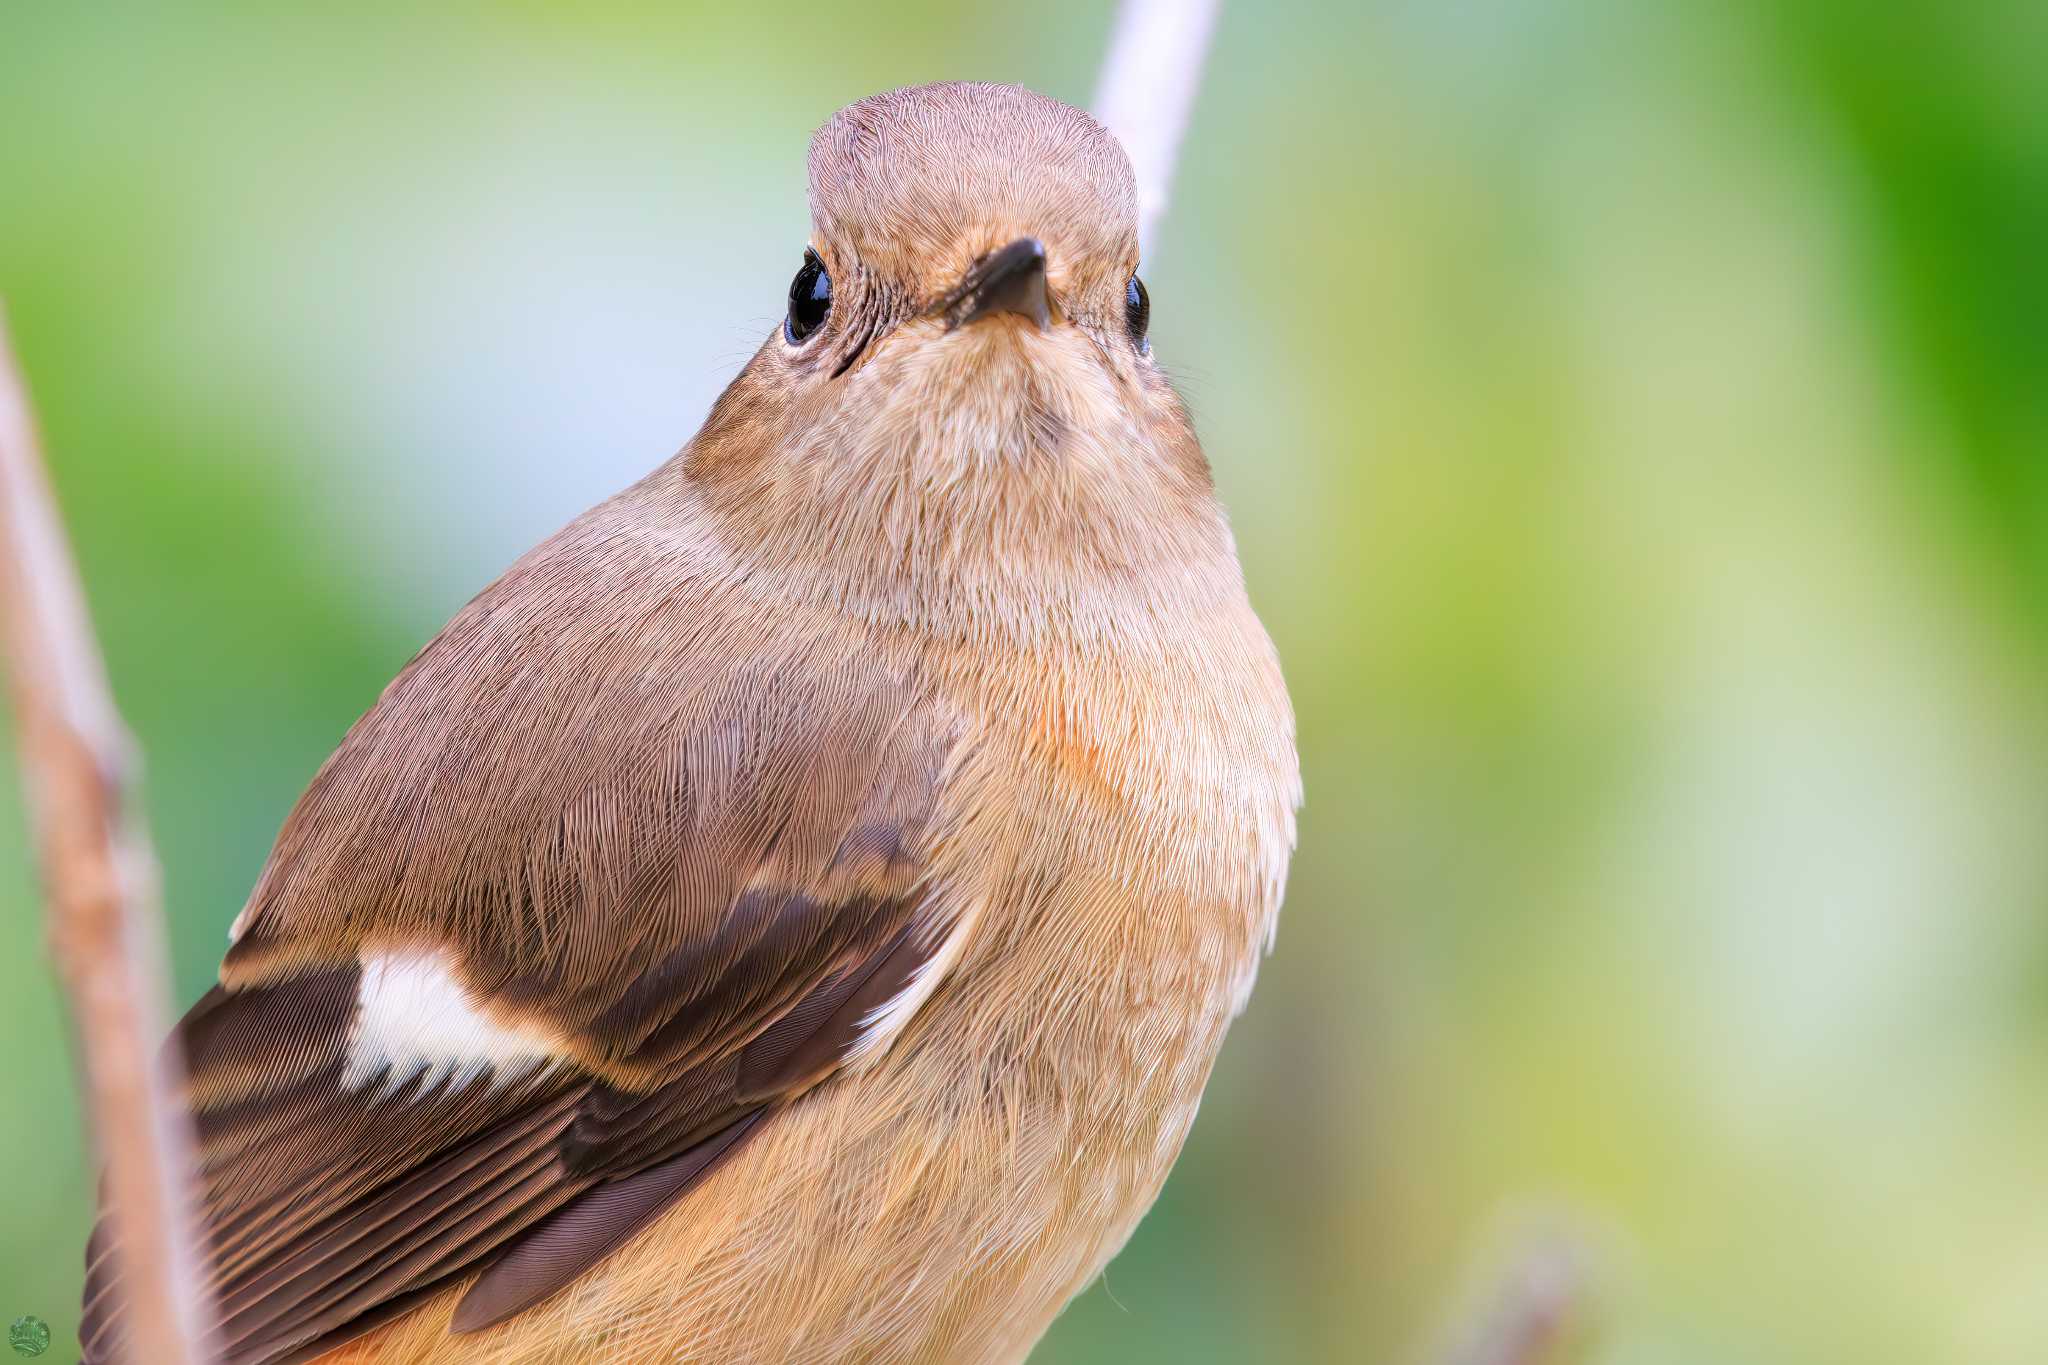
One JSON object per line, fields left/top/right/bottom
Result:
{"left": 346, "top": 948, "right": 561, "bottom": 1093}
{"left": 846, "top": 898, "right": 979, "bottom": 1070}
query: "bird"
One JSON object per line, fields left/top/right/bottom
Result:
{"left": 80, "top": 80, "right": 1298, "bottom": 1365}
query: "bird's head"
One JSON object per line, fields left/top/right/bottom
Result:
{"left": 795, "top": 80, "right": 1145, "bottom": 371}
{"left": 673, "top": 82, "right": 1231, "bottom": 639}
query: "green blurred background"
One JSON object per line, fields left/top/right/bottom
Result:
{"left": 3, "top": 2, "right": 2045, "bottom": 1361}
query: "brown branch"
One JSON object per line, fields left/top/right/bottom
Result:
{"left": 0, "top": 303, "right": 217, "bottom": 1363}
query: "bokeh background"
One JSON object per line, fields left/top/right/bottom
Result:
{"left": 3, "top": 2, "right": 2045, "bottom": 1361}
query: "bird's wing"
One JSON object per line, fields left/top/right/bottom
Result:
{"left": 81, "top": 529, "right": 976, "bottom": 1365}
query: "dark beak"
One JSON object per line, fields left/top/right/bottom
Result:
{"left": 940, "top": 237, "right": 1051, "bottom": 331}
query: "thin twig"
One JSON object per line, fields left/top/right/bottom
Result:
{"left": 0, "top": 304, "right": 217, "bottom": 1364}
{"left": 1092, "top": 0, "right": 1223, "bottom": 258}
{"left": 1440, "top": 1227, "right": 1590, "bottom": 1365}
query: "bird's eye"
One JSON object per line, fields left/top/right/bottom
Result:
{"left": 785, "top": 250, "right": 832, "bottom": 344}
{"left": 1125, "top": 275, "right": 1151, "bottom": 354}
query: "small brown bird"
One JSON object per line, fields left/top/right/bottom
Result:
{"left": 82, "top": 81, "right": 1297, "bottom": 1364}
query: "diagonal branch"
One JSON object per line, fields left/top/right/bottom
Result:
{"left": 0, "top": 304, "right": 217, "bottom": 1364}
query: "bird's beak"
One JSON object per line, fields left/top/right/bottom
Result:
{"left": 939, "top": 237, "right": 1051, "bottom": 332}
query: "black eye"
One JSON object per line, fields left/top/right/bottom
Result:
{"left": 785, "top": 249, "right": 832, "bottom": 344}
{"left": 1125, "top": 275, "right": 1151, "bottom": 353}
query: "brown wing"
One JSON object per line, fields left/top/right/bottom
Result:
{"left": 81, "top": 513, "right": 972, "bottom": 1365}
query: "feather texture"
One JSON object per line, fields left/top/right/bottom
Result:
{"left": 83, "top": 592, "right": 970, "bottom": 1363}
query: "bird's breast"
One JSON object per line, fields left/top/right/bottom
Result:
{"left": 921, "top": 603, "right": 1298, "bottom": 1069}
